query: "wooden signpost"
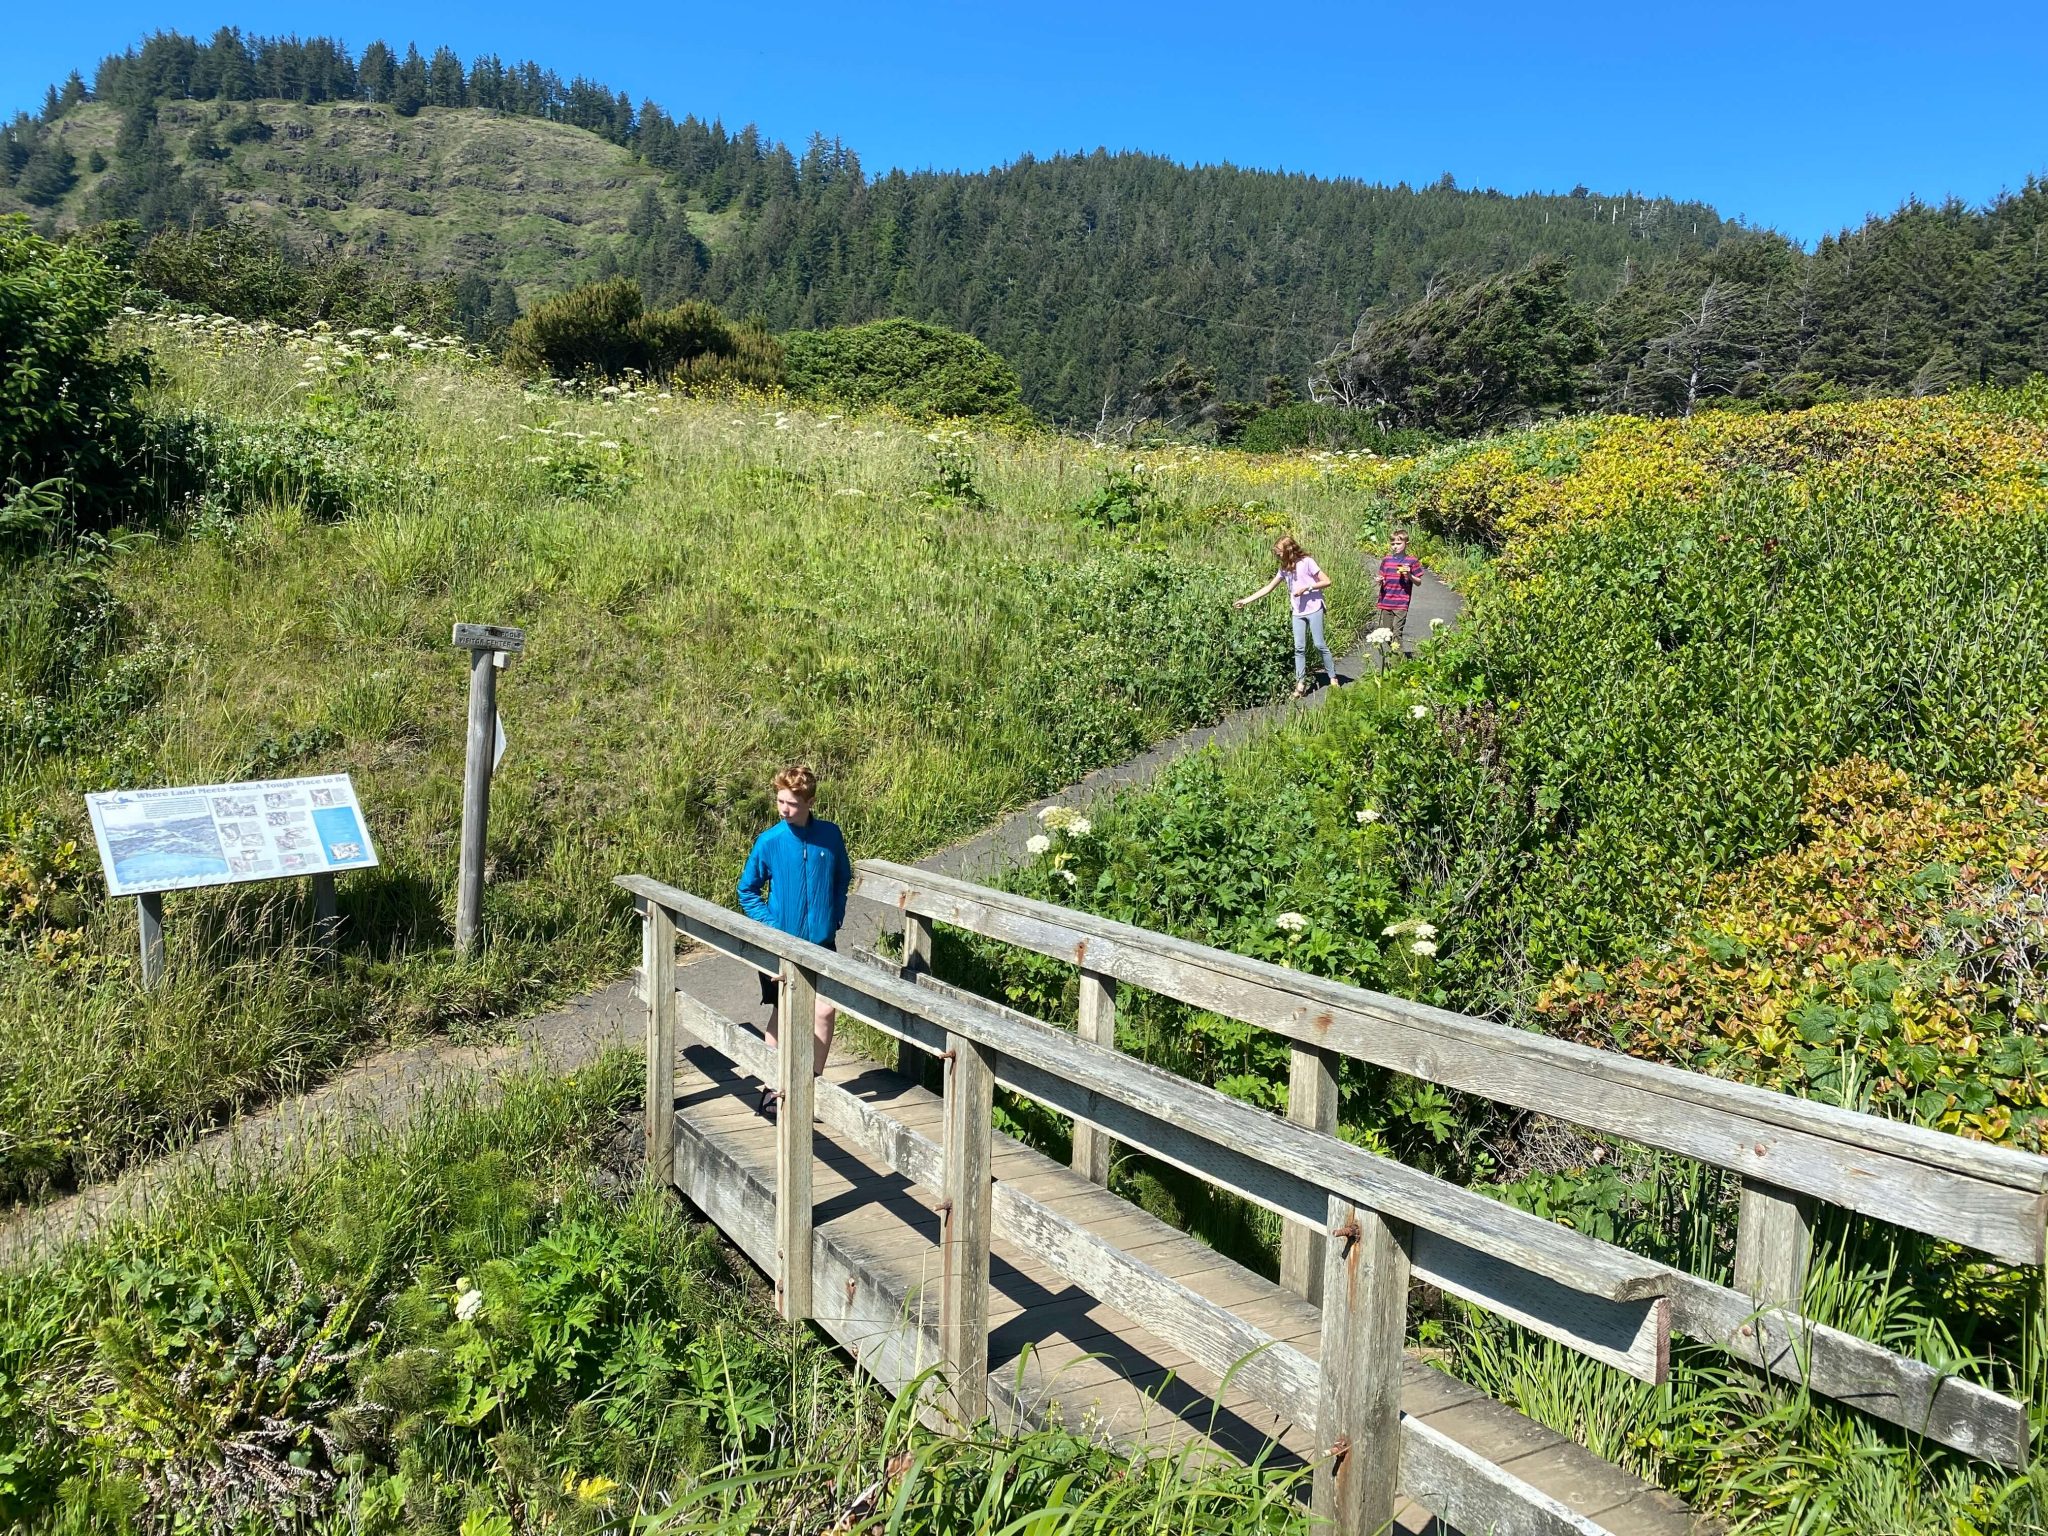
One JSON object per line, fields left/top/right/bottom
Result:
{"left": 452, "top": 622, "right": 524, "bottom": 957}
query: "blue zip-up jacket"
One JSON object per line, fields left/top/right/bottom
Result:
{"left": 737, "top": 817, "right": 851, "bottom": 945}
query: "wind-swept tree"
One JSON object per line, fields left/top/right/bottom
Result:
{"left": 1315, "top": 259, "right": 1598, "bottom": 435}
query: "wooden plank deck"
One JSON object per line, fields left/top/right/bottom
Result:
{"left": 666, "top": 1040, "right": 1704, "bottom": 1536}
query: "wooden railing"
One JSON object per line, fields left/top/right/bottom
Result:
{"left": 620, "top": 868, "right": 2037, "bottom": 1534}
{"left": 852, "top": 860, "right": 2041, "bottom": 1468}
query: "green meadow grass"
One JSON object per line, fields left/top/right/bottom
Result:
{"left": 0, "top": 1057, "right": 1310, "bottom": 1533}
{"left": 0, "top": 319, "right": 1389, "bottom": 1204}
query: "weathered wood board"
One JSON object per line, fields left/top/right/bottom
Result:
{"left": 660, "top": 1034, "right": 1706, "bottom": 1536}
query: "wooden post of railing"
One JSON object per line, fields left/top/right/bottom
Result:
{"left": 777, "top": 959, "right": 818, "bottom": 1321}
{"left": 940, "top": 1030, "right": 995, "bottom": 1422}
{"left": 642, "top": 901, "right": 677, "bottom": 1180}
{"left": 897, "top": 911, "right": 934, "bottom": 1083}
{"left": 1314, "top": 1195, "right": 1410, "bottom": 1536}
{"left": 1733, "top": 1179, "right": 1816, "bottom": 1306}
{"left": 1071, "top": 969, "right": 1116, "bottom": 1185}
{"left": 1280, "top": 1044, "right": 1340, "bottom": 1303}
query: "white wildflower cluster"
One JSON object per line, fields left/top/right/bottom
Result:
{"left": 1366, "top": 626, "right": 1395, "bottom": 647}
{"left": 1430, "top": 616, "right": 1447, "bottom": 631}
{"left": 1273, "top": 911, "right": 1309, "bottom": 934}
{"left": 147, "top": 311, "right": 478, "bottom": 369}
{"left": 454, "top": 1279, "right": 485, "bottom": 1322}
{"left": 1036, "top": 805, "right": 1092, "bottom": 837}
{"left": 1409, "top": 704, "right": 1431, "bottom": 720}
{"left": 1030, "top": 805, "right": 1093, "bottom": 890}
{"left": 536, "top": 371, "right": 676, "bottom": 413}
{"left": 1354, "top": 807, "right": 1382, "bottom": 824}
{"left": 1382, "top": 917, "right": 1440, "bottom": 958}
{"left": 506, "top": 422, "right": 629, "bottom": 455}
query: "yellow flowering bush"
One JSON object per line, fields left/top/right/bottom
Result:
{"left": 1540, "top": 751, "right": 2048, "bottom": 1146}
{"left": 1397, "top": 390, "right": 2048, "bottom": 560}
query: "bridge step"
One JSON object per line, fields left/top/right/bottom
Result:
{"left": 664, "top": 1041, "right": 1706, "bottom": 1536}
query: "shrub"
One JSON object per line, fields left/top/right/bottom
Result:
{"left": 132, "top": 223, "right": 457, "bottom": 332}
{"left": 1234, "top": 401, "right": 1434, "bottom": 457}
{"left": 977, "top": 387, "right": 2048, "bottom": 1135}
{"left": 141, "top": 408, "right": 393, "bottom": 525}
{"left": 0, "top": 217, "right": 149, "bottom": 542}
{"left": 1314, "top": 257, "right": 1599, "bottom": 436}
{"left": 504, "top": 280, "right": 781, "bottom": 388}
{"left": 782, "top": 316, "right": 1023, "bottom": 421}
{"left": 1541, "top": 752, "right": 2048, "bottom": 1147}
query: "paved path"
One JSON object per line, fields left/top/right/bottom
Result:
{"left": 0, "top": 577, "right": 1459, "bottom": 1265}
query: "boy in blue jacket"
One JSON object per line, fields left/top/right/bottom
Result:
{"left": 738, "top": 764, "right": 851, "bottom": 1116}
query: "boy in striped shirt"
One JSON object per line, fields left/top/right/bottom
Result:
{"left": 1375, "top": 530, "right": 1427, "bottom": 654}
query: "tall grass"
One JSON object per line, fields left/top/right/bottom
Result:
{"left": 0, "top": 322, "right": 1394, "bottom": 1204}
{"left": 0, "top": 1058, "right": 1310, "bottom": 1534}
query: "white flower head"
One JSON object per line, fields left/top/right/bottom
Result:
{"left": 1410, "top": 939, "right": 1439, "bottom": 958}
{"left": 1026, "top": 834, "right": 1052, "bottom": 856}
{"left": 1430, "top": 616, "right": 1447, "bottom": 631}
{"left": 1409, "top": 705, "right": 1430, "bottom": 719}
{"left": 1056, "top": 867, "right": 1078, "bottom": 886}
{"left": 1066, "top": 816, "right": 1092, "bottom": 837}
{"left": 455, "top": 1287, "right": 485, "bottom": 1322}
{"left": 1367, "top": 627, "right": 1394, "bottom": 646}
{"left": 1355, "top": 808, "right": 1381, "bottom": 824}
{"left": 1274, "top": 912, "right": 1308, "bottom": 933}
{"left": 1381, "top": 920, "right": 1410, "bottom": 937}
{"left": 1411, "top": 921, "right": 1439, "bottom": 940}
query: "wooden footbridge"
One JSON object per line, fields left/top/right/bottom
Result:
{"left": 618, "top": 862, "right": 2043, "bottom": 1535}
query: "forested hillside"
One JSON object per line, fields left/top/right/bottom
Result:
{"left": 2, "top": 28, "right": 1736, "bottom": 421}
{"left": 5, "top": 27, "right": 2045, "bottom": 425}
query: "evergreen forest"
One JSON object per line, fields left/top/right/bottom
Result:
{"left": 6, "top": 27, "right": 2044, "bottom": 425}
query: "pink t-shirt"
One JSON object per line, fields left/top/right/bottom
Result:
{"left": 1281, "top": 557, "right": 1326, "bottom": 616}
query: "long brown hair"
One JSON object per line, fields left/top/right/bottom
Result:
{"left": 1273, "top": 536, "right": 1307, "bottom": 570}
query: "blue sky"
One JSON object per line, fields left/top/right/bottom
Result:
{"left": 7, "top": 2, "right": 2044, "bottom": 243}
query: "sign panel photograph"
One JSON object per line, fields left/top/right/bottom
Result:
{"left": 85, "top": 773, "right": 379, "bottom": 898}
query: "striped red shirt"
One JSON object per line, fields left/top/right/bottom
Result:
{"left": 1377, "top": 553, "right": 1423, "bottom": 610}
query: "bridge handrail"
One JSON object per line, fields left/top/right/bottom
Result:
{"left": 854, "top": 858, "right": 2048, "bottom": 1269}
{"left": 621, "top": 874, "right": 1666, "bottom": 1306}
{"left": 622, "top": 872, "right": 2027, "bottom": 1477}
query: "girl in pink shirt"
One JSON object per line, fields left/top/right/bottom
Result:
{"left": 1234, "top": 535, "right": 1339, "bottom": 697}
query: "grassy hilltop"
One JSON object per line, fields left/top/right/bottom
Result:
{"left": 0, "top": 308, "right": 1391, "bottom": 1205}
{"left": 970, "top": 388, "right": 2048, "bottom": 1533}
{"left": 5, "top": 211, "right": 2047, "bottom": 1531}
{"left": 0, "top": 100, "right": 694, "bottom": 296}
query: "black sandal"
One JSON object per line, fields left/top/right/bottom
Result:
{"left": 756, "top": 1085, "right": 782, "bottom": 1121}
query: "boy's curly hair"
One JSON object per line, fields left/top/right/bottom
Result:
{"left": 772, "top": 764, "right": 818, "bottom": 799}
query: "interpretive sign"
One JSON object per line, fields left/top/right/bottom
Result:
{"left": 85, "top": 773, "right": 379, "bottom": 899}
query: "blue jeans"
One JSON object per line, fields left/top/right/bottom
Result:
{"left": 1292, "top": 608, "right": 1336, "bottom": 685}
